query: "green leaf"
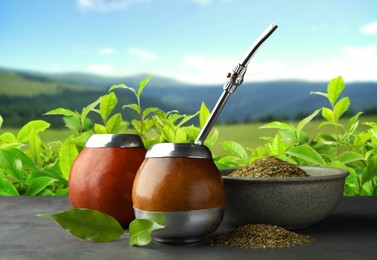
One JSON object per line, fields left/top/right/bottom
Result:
{"left": 6, "top": 148, "right": 36, "bottom": 171}
{"left": 0, "top": 132, "right": 17, "bottom": 143}
{"left": 0, "top": 114, "right": 3, "bottom": 128}
{"left": 346, "top": 112, "right": 363, "bottom": 136}
{"left": 24, "top": 176, "right": 57, "bottom": 196}
{"left": 123, "top": 104, "right": 140, "bottom": 114}
{"left": 287, "top": 144, "right": 326, "bottom": 165}
{"left": 129, "top": 219, "right": 164, "bottom": 246}
{"left": 105, "top": 113, "right": 123, "bottom": 133}
{"left": 29, "top": 131, "right": 42, "bottom": 165}
{"left": 337, "top": 151, "right": 366, "bottom": 165}
{"left": 321, "top": 107, "right": 334, "bottom": 122}
{"left": 174, "top": 128, "right": 187, "bottom": 143}
{"left": 108, "top": 83, "right": 128, "bottom": 92}
{"left": 94, "top": 123, "right": 107, "bottom": 134}
{"left": 142, "top": 107, "right": 163, "bottom": 120}
{"left": 269, "top": 134, "right": 286, "bottom": 156}
{"left": 361, "top": 155, "right": 377, "bottom": 185}
{"left": 310, "top": 91, "right": 328, "bottom": 99}
{"left": 99, "top": 92, "right": 118, "bottom": 123}
{"left": 220, "top": 141, "right": 249, "bottom": 166}
{"left": 38, "top": 209, "right": 125, "bottom": 242}
{"left": 0, "top": 177, "right": 19, "bottom": 196}
{"left": 0, "top": 149, "right": 25, "bottom": 181}
{"left": 327, "top": 76, "right": 345, "bottom": 106}
{"left": 44, "top": 108, "right": 79, "bottom": 118}
{"left": 259, "top": 121, "right": 294, "bottom": 131}
{"left": 59, "top": 139, "right": 78, "bottom": 180}
{"left": 296, "top": 109, "right": 321, "bottom": 139}
{"left": 199, "top": 102, "right": 210, "bottom": 128}
{"left": 333, "top": 97, "right": 350, "bottom": 121}
{"left": 204, "top": 127, "right": 219, "bottom": 148}
{"left": 81, "top": 96, "right": 103, "bottom": 127}
{"left": 138, "top": 76, "right": 152, "bottom": 98}
{"left": 177, "top": 112, "right": 199, "bottom": 128}
{"left": 17, "top": 120, "right": 50, "bottom": 143}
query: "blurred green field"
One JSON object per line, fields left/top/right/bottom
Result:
{"left": 2, "top": 115, "right": 376, "bottom": 154}
{"left": 214, "top": 115, "right": 377, "bottom": 154}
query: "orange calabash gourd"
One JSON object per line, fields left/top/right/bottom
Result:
{"left": 68, "top": 135, "right": 146, "bottom": 227}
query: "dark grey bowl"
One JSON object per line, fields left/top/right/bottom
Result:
{"left": 221, "top": 166, "right": 348, "bottom": 229}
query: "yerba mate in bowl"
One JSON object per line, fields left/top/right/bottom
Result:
{"left": 221, "top": 157, "right": 348, "bottom": 229}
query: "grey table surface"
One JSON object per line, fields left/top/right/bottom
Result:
{"left": 1, "top": 196, "right": 376, "bottom": 260}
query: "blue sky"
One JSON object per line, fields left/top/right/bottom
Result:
{"left": 1, "top": 0, "right": 377, "bottom": 84}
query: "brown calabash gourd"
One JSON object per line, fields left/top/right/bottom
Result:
{"left": 68, "top": 134, "right": 146, "bottom": 227}
{"left": 133, "top": 157, "right": 225, "bottom": 211}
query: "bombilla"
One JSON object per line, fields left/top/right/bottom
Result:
{"left": 194, "top": 23, "right": 278, "bottom": 146}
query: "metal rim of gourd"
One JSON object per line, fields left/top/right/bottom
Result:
{"left": 145, "top": 143, "right": 213, "bottom": 159}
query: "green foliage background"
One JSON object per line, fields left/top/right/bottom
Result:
{"left": 1, "top": 76, "right": 376, "bottom": 196}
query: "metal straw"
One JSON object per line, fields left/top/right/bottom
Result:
{"left": 194, "top": 23, "right": 278, "bottom": 146}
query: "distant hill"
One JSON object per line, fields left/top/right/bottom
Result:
{"left": 0, "top": 68, "right": 99, "bottom": 96}
{"left": 143, "top": 80, "right": 377, "bottom": 122}
{"left": 1, "top": 67, "right": 376, "bottom": 127}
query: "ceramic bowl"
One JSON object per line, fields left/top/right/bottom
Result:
{"left": 220, "top": 166, "right": 348, "bottom": 229}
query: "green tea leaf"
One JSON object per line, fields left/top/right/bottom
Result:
{"left": 174, "top": 128, "right": 188, "bottom": 143}
{"left": 24, "top": 176, "right": 57, "bottom": 196}
{"left": 108, "top": 83, "right": 128, "bottom": 92}
{"left": 177, "top": 112, "right": 199, "bottom": 128}
{"left": 142, "top": 107, "right": 163, "bottom": 120}
{"left": 337, "top": 151, "right": 366, "bottom": 165}
{"left": 199, "top": 102, "right": 210, "bottom": 128}
{"left": 269, "top": 134, "right": 286, "bottom": 156}
{"left": 123, "top": 104, "right": 140, "bottom": 114}
{"left": 260, "top": 121, "right": 294, "bottom": 131}
{"left": 287, "top": 144, "right": 326, "bottom": 165}
{"left": 321, "top": 107, "right": 334, "bottom": 122}
{"left": 0, "top": 132, "right": 17, "bottom": 143}
{"left": 29, "top": 131, "right": 42, "bottom": 165}
{"left": 310, "top": 91, "right": 328, "bottom": 99}
{"left": 6, "top": 148, "right": 36, "bottom": 171}
{"left": 0, "top": 149, "right": 25, "bottom": 181}
{"left": 38, "top": 209, "right": 125, "bottom": 242}
{"left": 106, "top": 113, "right": 123, "bottom": 133}
{"left": 44, "top": 108, "right": 79, "bottom": 118}
{"left": 138, "top": 76, "right": 152, "bottom": 98}
{"left": 204, "top": 128, "right": 219, "bottom": 148}
{"left": 327, "top": 76, "right": 345, "bottom": 106}
{"left": 346, "top": 112, "right": 363, "bottom": 135}
{"left": 333, "top": 97, "right": 350, "bottom": 121}
{"left": 129, "top": 219, "right": 164, "bottom": 246}
{"left": 17, "top": 120, "right": 50, "bottom": 143}
{"left": 0, "top": 177, "right": 19, "bottom": 196}
{"left": 81, "top": 96, "right": 103, "bottom": 127}
{"left": 100, "top": 92, "right": 118, "bottom": 123}
{"left": 94, "top": 123, "right": 107, "bottom": 134}
{"left": 59, "top": 139, "right": 78, "bottom": 180}
{"left": 361, "top": 155, "right": 377, "bottom": 185}
{"left": 220, "top": 141, "right": 249, "bottom": 165}
{"left": 296, "top": 109, "right": 321, "bottom": 139}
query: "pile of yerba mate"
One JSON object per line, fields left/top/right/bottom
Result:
{"left": 215, "top": 157, "right": 314, "bottom": 248}
{"left": 208, "top": 224, "right": 315, "bottom": 249}
{"left": 229, "top": 157, "right": 308, "bottom": 178}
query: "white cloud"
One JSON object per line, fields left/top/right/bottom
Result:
{"left": 361, "top": 22, "right": 377, "bottom": 35}
{"left": 174, "top": 45, "right": 377, "bottom": 84}
{"left": 98, "top": 48, "right": 115, "bottom": 55}
{"left": 77, "top": 0, "right": 148, "bottom": 11}
{"left": 86, "top": 64, "right": 116, "bottom": 75}
{"left": 128, "top": 48, "right": 158, "bottom": 61}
